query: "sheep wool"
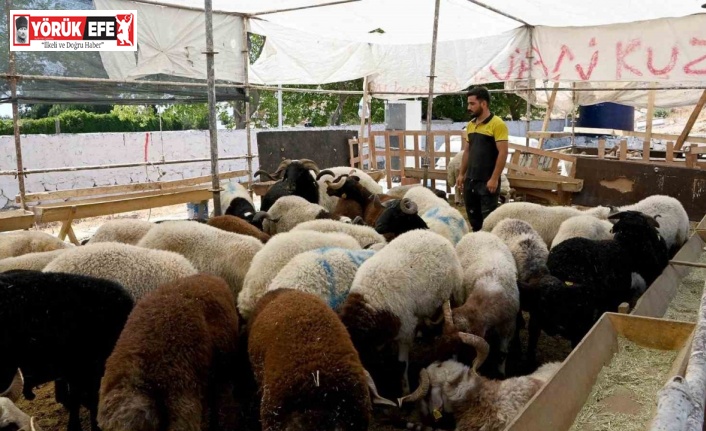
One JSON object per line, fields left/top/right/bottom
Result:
{"left": 98, "top": 274, "right": 239, "bottom": 431}
{"left": 137, "top": 221, "right": 263, "bottom": 296}
{"left": 482, "top": 202, "right": 584, "bottom": 247}
{"left": 404, "top": 186, "right": 469, "bottom": 244}
{"left": 237, "top": 230, "right": 361, "bottom": 320}
{"left": 87, "top": 219, "right": 154, "bottom": 245}
{"left": 44, "top": 242, "right": 197, "bottom": 301}
{"left": 551, "top": 215, "right": 614, "bottom": 249}
{"left": 0, "top": 249, "right": 67, "bottom": 272}
{"left": 291, "top": 219, "right": 386, "bottom": 248}
{"left": 0, "top": 231, "right": 73, "bottom": 259}
{"left": 267, "top": 247, "right": 376, "bottom": 310}
{"left": 262, "top": 195, "right": 330, "bottom": 235}
{"left": 490, "top": 219, "right": 549, "bottom": 283}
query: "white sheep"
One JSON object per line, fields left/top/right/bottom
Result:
{"left": 482, "top": 202, "right": 585, "bottom": 247}
{"left": 291, "top": 219, "right": 386, "bottom": 248}
{"left": 584, "top": 195, "right": 689, "bottom": 255}
{"left": 256, "top": 195, "right": 331, "bottom": 235}
{"left": 43, "top": 242, "right": 197, "bottom": 301}
{"left": 237, "top": 230, "right": 361, "bottom": 320}
{"left": 86, "top": 219, "right": 154, "bottom": 245}
{"left": 400, "top": 333, "right": 560, "bottom": 431}
{"left": 137, "top": 221, "right": 263, "bottom": 296}
{"left": 551, "top": 215, "right": 614, "bottom": 249}
{"left": 0, "top": 397, "right": 40, "bottom": 431}
{"left": 339, "top": 229, "right": 463, "bottom": 394}
{"left": 0, "top": 249, "right": 68, "bottom": 272}
{"left": 211, "top": 181, "right": 254, "bottom": 217}
{"left": 0, "top": 231, "right": 73, "bottom": 259}
{"left": 266, "top": 247, "right": 377, "bottom": 311}
{"left": 452, "top": 231, "right": 519, "bottom": 376}
{"left": 491, "top": 218, "right": 549, "bottom": 283}
{"left": 404, "top": 187, "right": 469, "bottom": 245}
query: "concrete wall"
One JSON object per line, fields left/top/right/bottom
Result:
{"left": 0, "top": 119, "right": 566, "bottom": 209}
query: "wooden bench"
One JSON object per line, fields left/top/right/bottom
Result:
{"left": 0, "top": 209, "right": 35, "bottom": 232}
{"left": 15, "top": 170, "right": 248, "bottom": 243}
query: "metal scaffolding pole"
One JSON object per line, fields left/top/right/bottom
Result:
{"left": 204, "top": 0, "right": 222, "bottom": 215}
{"left": 242, "top": 17, "right": 254, "bottom": 195}
{"left": 423, "top": 0, "right": 441, "bottom": 186}
{"left": 524, "top": 26, "right": 534, "bottom": 146}
{"left": 5, "top": 0, "right": 27, "bottom": 210}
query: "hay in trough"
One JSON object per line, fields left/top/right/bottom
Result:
{"left": 664, "top": 250, "right": 706, "bottom": 323}
{"left": 569, "top": 336, "right": 678, "bottom": 431}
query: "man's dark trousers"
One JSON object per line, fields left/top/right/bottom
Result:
{"left": 463, "top": 177, "right": 499, "bottom": 232}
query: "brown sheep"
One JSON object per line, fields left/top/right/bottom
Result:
{"left": 326, "top": 176, "right": 395, "bottom": 226}
{"left": 207, "top": 215, "right": 270, "bottom": 243}
{"left": 248, "top": 288, "right": 395, "bottom": 431}
{"left": 97, "top": 274, "right": 240, "bottom": 431}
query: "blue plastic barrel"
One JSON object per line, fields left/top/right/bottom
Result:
{"left": 577, "top": 102, "right": 635, "bottom": 132}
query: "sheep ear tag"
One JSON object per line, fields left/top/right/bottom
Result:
{"left": 564, "top": 281, "right": 574, "bottom": 286}
{"left": 341, "top": 193, "right": 347, "bottom": 199}
{"left": 433, "top": 409, "right": 443, "bottom": 420}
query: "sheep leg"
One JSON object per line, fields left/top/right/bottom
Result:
{"left": 496, "top": 320, "right": 516, "bottom": 378}
{"left": 398, "top": 343, "right": 411, "bottom": 395}
{"left": 66, "top": 388, "right": 83, "bottom": 431}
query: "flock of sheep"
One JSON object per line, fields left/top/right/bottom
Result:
{"left": 0, "top": 157, "right": 690, "bottom": 431}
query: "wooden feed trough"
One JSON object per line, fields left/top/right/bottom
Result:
{"left": 506, "top": 313, "right": 695, "bottom": 431}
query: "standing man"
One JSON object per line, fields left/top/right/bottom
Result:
{"left": 455, "top": 86, "right": 509, "bottom": 231}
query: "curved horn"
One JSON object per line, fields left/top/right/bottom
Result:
{"left": 442, "top": 301, "right": 456, "bottom": 334}
{"left": 298, "top": 159, "right": 320, "bottom": 174}
{"left": 400, "top": 198, "right": 418, "bottom": 215}
{"left": 328, "top": 176, "right": 348, "bottom": 191}
{"left": 458, "top": 332, "right": 490, "bottom": 372}
{"left": 373, "top": 194, "right": 382, "bottom": 207}
{"left": 272, "top": 159, "right": 293, "bottom": 179}
{"left": 397, "top": 369, "right": 430, "bottom": 406}
{"left": 254, "top": 170, "right": 276, "bottom": 181}
{"left": 352, "top": 216, "right": 365, "bottom": 225}
{"left": 316, "top": 169, "right": 336, "bottom": 180}
{"left": 363, "top": 369, "right": 397, "bottom": 407}
{"left": 0, "top": 369, "right": 24, "bottom": 402}
{"left": 30, "top": 416, "right": 39, "bottom": 431}
{"left": 251, "top": 211, "right": 272, "bottom": 223}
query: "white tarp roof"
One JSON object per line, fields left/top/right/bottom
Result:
{"left": 100, "top": 0, "right": 706, "bottom": 106}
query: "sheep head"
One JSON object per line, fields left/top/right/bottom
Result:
{"left": 374, "top": 198, "right": 427, "bottom": 238}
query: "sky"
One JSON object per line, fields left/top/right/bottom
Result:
{"left": 0, "top": 104, "right": 12, "bottom": 118}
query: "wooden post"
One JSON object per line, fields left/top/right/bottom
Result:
{"left": 423, "top": 0, "right": 441, "bottom": 186}
{"left": 644, "top": 87, "right": 656, "bottom": 161}
{"left": 675, "top": 89, "right": 706, "bottom": 151}
{"left": 242, "top": 17, "right": 254, "bottom": 200}
{"left": 6, "top": 0, "right": 27, "bottom": 210}
{"left": 358, "top": 75, "right": 369, "bottom": 168}
{"left": 686, "top": 144, "right": 698, "bottom": 169}
{"left": 597, "top": 139, "right": 605, "bottom": 159}
{"left": 570, "top": 83, "right": 577, "bottom": 148}
{"left": 524, "top": 28, "right": 534, "bottom": 147}
{"left": 539, "top": 82, "right": 559, "bottom": 149}
{"left": 204, "top": 0, "right": 222, "bottom": 215}
{"left": 619, "top": 139, "right": 628, "bottom": 161}
{"left": 666, "top": 141, "right": 674, "bottom": 163}
{"left": 55, "top": 118, "right": 60, "bottom": 134}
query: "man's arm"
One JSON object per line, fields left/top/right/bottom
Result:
{"left": 487, "top": 140, "right": 508, "bottom": 193}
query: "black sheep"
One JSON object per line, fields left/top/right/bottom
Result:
{"left": 0, "top": 270, "right": 134, "bottom": 431}
{"left": 524, "top": 210, "right": 668, "bottom": 362}
{"left": 225, "top": 197, "right": 257, "bottom": 223}
{"left": 255, "top": 159, "right": 320, "bottom": 212}
{"left": 374, "top": 198, "right": 429, "bottom": 240}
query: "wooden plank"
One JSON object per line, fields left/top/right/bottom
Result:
{"left": 631, "top": 265, "right": 683, "bottom": 318}
{"left": 505, "top": 163, "right": 568, "bottom": 179}
{"left": 619, "top": 139, "right": 628, "bottom": 161}
{"left": 666, "top": 141, "right": 674, "bottom": 163}
{"left": 539, "top": 82, "right": 560, "bottom": 149}
{"left": 34, "top": 187, "right": 212, "bottom": 223}
{"left": 507, "top": 313, "right": 695, "bottom": 431}
{"left": 508, "top": 143, "right": 578, "bottom": 162}
{"left": 670, "top": 260, "right": 706, "bottom": 269}
{"left": 17, "top": 170, "right": 248, "bottom": 204}
{"left": 384, "top": 133, "right": 392, "bottom": 189}
{"left": 686, "top": 144, "right": 698, "bottom": 169}
{"left": 644, "top": 87, "right": 656, "bottom": 150}
{"left": 444, "top": 134, "right": 451, "bottom": 193}
{"left": 0, "top": 210, "right": 35, "bottom": 232}
{"left": 413, "top": 135, "right": 420, "bottom": 169}
{"left": 550, "top": 158, "right": 560, "bottom": 174}
{"left": 597, "top": 139, "right": 605, "bottom": 159}
{"left": 527, "top": 131, "right": 574, "bottom": 139}
{"left": 506, "top": 315, "right": 618, "bottom": 431}
{"left": 506, "top": 175, "right": 583, "bottom": 192}
{"left": 403, "top": 168, "right": 446, "bottom": 180}
{"left": 643, "top": 140, "right": 651, "bottom": 162}
{"left": 671, "top": 229, "right": 706, "bottom": 278}
{"left": 676, "top": 89, "right": 706, "bottom": 150}
{"left": 57, "top": 207, "right": 77, "bottom": 242}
